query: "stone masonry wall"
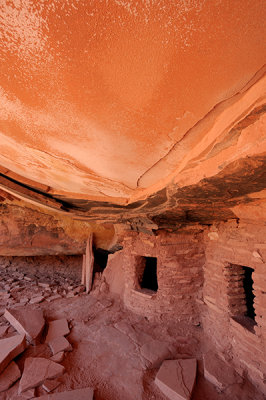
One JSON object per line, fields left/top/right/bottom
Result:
{"left": 202, "top": 220, "right": 266, "bottom": 393}
{"left": 104, "top": 228, "right": 205, "bottom": 321}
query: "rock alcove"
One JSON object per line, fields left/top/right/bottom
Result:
{"left": 0, "top": 0, "right": 265, "bottom": 399}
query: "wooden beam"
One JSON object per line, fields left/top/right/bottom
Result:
{"left": 85, "top": 233, "right": 94, "bottom": 293}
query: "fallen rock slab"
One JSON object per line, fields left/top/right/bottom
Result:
{"left": 0, "top": 325, "right": 8, "bottom": 338}
{"left": 8, "top": 326, "right": 16, "bottom": 334}
{"left": 50, "top": 351, "right": 64, "bottom": 363}
{"left": 12, "top": 388, "right": 36, "bottom": 399}
{"left": 38, "top": 282, "right": 50, "bottom": 289}
{"left": 46, "top": 319, "right": 69, "bottom": 343}
{"left": 0, "top": 334, "right": 26, "bottom": 374}
{"left": 49, "top": 336, "right": 72, "bottom": 355}
{"left": 0, "top": 293, "right": 10, "bottom": 300}
{"left": 19, "top": 298, "right": 29, "bottom": 306}
{"left": 0, "top": 361, "right": 21, "bottom": 392}
{"left": 19, "top": 357, "right": 65, "bottom": 393}
{"left": 21, "top": 388, "right": 36, "bottom": 399}
{"left": 46, "top": 295, "right": 62, "bottom": 302}
{"left": 4, "top": 308, "right": 45, "bottom": 344}
{"left": 42, "top": 379, "right": 61, "bottom": 393}
{"left": 37, "top": 387, "right": 94, "bottom": 399}
{"left": 155, "top": 359, "right": 197, "bottom": 400}
{"left": 66, "top": 292, "right": 75, "bottom": 298}
{"left": 73, "top": 285, "right": 85, "bottom": 294}
{"left": 29, "top": 296, "right": 45, "bottom": 304}
{"left": 140, "top": 340, "right": 171, "bottom": 368}
{"left": 203, "top": 351, "right": 243, "bottom": 391}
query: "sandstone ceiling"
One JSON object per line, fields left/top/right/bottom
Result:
{"left": 0, "top": 0, "right": 266, "bottom": 227}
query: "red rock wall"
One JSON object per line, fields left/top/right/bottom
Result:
{"left": 0, "top": 202, "right": 115, "bottom": 256}
{"left": 104, "top": 228, "right": 205, "bottom": 321}
{"left": 202, "top": 220, "right": 266, "bottom": 392}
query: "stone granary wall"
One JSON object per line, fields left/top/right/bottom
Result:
{"left": 202, "top": 220, "right": 266, "bottom": 393}
{"left": 103, "top": 228, "right": 205, "bottom": 321}
{"left": 103, "top": 221, "right": 266, "bottom": 392}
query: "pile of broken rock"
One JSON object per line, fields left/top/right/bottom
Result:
{"left": 0, "top": 307, "right": 93, "bottom": 399}
{"left": 0, "top": 265, "right": 85, "bottom": 311}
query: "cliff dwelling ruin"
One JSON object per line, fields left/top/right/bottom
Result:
{"left": 0, "top": 1, "right": 265, "bottom": 399}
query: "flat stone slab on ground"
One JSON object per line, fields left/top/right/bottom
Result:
{"left": 50, "top": 351, "right": 64, "bottom": 363}
{"left": 0, "top": 325, "right": 8, "bottom": 337}
{"left": 21, "top": 388, "right": 36, "bottom": 399}
{"left": 37, "top": 387, "right": 94, "bottom": 399}
{"left": 46, "top": 319, "right": 70, "bottom": 342}
{"left": 19, "top": 298, "right": 29, "bottom": 305}
{"left": 66, "top": 292, "right": 75, "bottom": 298}
{"left": 48, "top": 336, "right": 72, "bottom": 355}
{"left": 0, "top": 361, "right": 21, "bottom": 392}
{"left": 4, "top": 308, "right": 45, "bottom": 344}
{"left": 155, "top": 358, "right": 197, "bottom": 400}
{"left": 0, "top": 334, "right": 26, "bottom": 374}
{"left": 73, "top": 285, "right": 85, "bottom": 294}
{"left": 140, "top": 339, "right": 172, "bottom": 368}
{"left": 19, "top": 357, "right": 65, "bottom": 393}
{"left": 203, "top": 351, "right": 243, "bottom": 390}
{"left": 42, "top": 379, "right": 61, "bottom": 392}
{"left": 46, "top": 294, "right": 62, "bottom": 303}
{"left": 38, "top": 282, "right": 50, "bottom": 288}
{"left": 114, "top": 320, "right": 151, "bottom": 346}
{"left": 29, "top": 296, "right": 44, "bottom": 304}
{"left": 13, "top": 388, "right": 36, "bottom": 399}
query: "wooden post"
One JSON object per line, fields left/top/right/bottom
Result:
{"left": 85, "top": 233, "right": 94, "bottom": 293}
{"left": 81, "top": 255, "right": 86, "bottom": 285}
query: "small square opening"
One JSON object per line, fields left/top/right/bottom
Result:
{"left": 139, "top": 256, "right": 158, "bottom": 292}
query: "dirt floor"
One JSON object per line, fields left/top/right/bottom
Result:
{"left": 0, "top": 264, "right": 265, "bottom": 400}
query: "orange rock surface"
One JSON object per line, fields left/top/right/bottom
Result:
{"left": 0, "top": 0, "right": 265, "bottom": 204}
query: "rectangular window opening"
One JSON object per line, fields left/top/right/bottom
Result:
{"left": 243, "top": 266, "right": 255, "bottom": 320}
{"left": 225, "top": 263, "right": 256, "bottom": 332}
{"left": 93, "top": 248, "right": 109, "bottom": 273}
{"left": 139, "top": 256, "right": 158, "bottom": 293}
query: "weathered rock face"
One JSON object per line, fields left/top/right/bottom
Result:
{"left": 0, "top": 0, "right": 265, "bottom": 220}
{"left": 0, "top": 194, "right": 116, "bottom": 255}
{"left": 0, "top": 151, "right": 265, "bottom": 247}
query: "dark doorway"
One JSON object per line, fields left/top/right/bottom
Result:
{"left": 93, "top": 248, "right": 109, "bottom": 273}
{"left": 243, "top": 266, "right": 255, "bottom": 320}
{"left": 141, "top": 257, "right": 158, "bottom": 292}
